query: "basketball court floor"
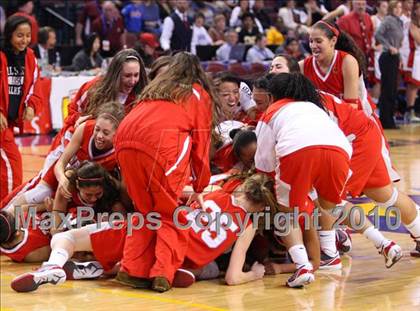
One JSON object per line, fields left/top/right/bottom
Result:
{"left": 1, "top": 124, "right": 420, "bottom": 310}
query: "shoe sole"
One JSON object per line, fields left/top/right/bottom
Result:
{"left": 152, "top": 277, "right": 171, "bottom": 293}
{"left": 115, "top": 272, "right": 151, "bottom": 289}
{"left": 385, "top": 250, "right": 403, "bottom": 268}
{"left": 287, "top": 274, "right": 315, "bottom": 288}
{"left": 172, "top": 269, "right": 195, "bottom": 288}
{"left": 410, "top": 250, "right": 420, "bottom": 258}
{"left": 11, "top": 271, "right": 66, "bottom": 293}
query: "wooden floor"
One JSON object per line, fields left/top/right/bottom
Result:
{"left": 2, "top": 124, "right": 420, "bottom": 311}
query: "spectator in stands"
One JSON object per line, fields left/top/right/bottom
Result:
{"left": 304, "top": 0, "right": 328, "bottom": 24}
{"left": 160, "top": 0, "right": 192, "bottom": 52}
{"left": 139, "top": 0, "right": 162, "bottom": 36}
{"left": 192, "top": 0, "right": 216, "bottom": 27}
{"left": 230, "top": 0, "right": 250, "bottom": 29}
{"left": 323, "top": 0, "right": 351, "bottom": 22}
{"left": 135, "top": 32, "right": 160, "bottom": 68}
{"left": 64, "top": 33, "right": 103, "bottom": 72}
{"left": 238, "top": 13, "right": 261, "bottom": 45}
{"left": 12, "top": 0, "right": 38, "bottom": 45}
{"left": 34, "top": 27, "right": 58, "bottom": 69}
{"left": 121, "top": 0, "right": 143, "bottom": 35}
{"left": 278, "top": 37, "right": 308, "bottom": 61}
{"left": 278, "top": 0, "right": 310, "bottom": 36}
{"left": 209, "top": 13, "right": 227, "bottom": 45}
{"left": 375, "top": 0, "right": 404, "bottom": 129}
{"left": 252, "top": 0, "right": 272, "bottom": 30}
{"left": 191, "top": 13, "right": 213, "bottom": 55}
{"left": 337, "top": 0, "right": 374, "bottom": 75}
{"left": 157, "top": 0, "right": 175, "bottom": 21}
{"left": 75, "top": 0, "right": 102, "bottom": 46}
{"left": 246, "top": 33, "right": 274, "bottom": 63}
{"left": 216, "top": 29, "right": 244, "bottom": 61}
{"left": 92, "top": 1, "right": 126, "bottom": 57}
{"left": 266, "top": 17, "right": 286, "bottom": 46}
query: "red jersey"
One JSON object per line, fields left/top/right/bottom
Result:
{"left": 183, "top": 189, "right": 252, "bottom": 269}
{"left": 42, "top": 119, "right": 116, "bottom": 188}
{"left": 320, "top": 91, "right": 371, "bottom": 142}
{"left": 0, "top": 212, "right": 50, "bottom": 262}
{"left": 115, "top": 84, "right": 212, "bottom": 193}
{"left": 303, "top": 50, "right": 347, "bottom": 99}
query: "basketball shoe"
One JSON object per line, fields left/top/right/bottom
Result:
{"left": 336, "top": 228, "right": 352, "bottom": 254}
{"left": 172, "top": 269, "right": 196, "bottom": 288}
{"left": 11, "top": 265, "right": 66, "bottom": 292}
{"left": 409, "top": 239, "right": 420, "bottom": 257}
{"left": 286, "top": 264, "right": 315, "bottom": 288}
{"left": 379, "top": 240, "right": 402, "bottom": 268}
{"left": 63, "top": 260, "right": 104, "bottom": 280}
{"left": 319, "top": 251, "right": 342, "bottom": 270}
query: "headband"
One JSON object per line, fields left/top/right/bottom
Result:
{"left": 98, "top": 112, "right": 120, "bottom": 125}
{"left": 126, "top": 55, "right": 139, "bottom": 61}
{"left": 318, "top": 21, "right": 340, "bottom": 37}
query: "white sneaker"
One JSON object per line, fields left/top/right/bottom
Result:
{"left": 11, "top": 265, "right": 66, "bottom": 292}
{"left": 379, "top": 240, "right": 403, "bottom": 268}
{"left": 286, "top": 264, "right": 315, "bottom": 288}
{"left": 63, "top": 260, "right": 104, "bottom": 280}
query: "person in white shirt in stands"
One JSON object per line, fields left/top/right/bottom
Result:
{"left": 216, "top": 29, "right": 241, "bottom": 61}
{"left": 159, "top": 0, "right": 192, "bottom": 52}
{"left": 191, "top": 13, "right": 213, "bottom": 55}
{"left": 278, "top": 0, "right": 310, "bottom": 35}
{"left": 246, "top": 34, "right": 274, "bottom": 63}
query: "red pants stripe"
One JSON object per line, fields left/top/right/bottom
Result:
{"left": 0, "top": 128, "right": 22, "bottom": 201}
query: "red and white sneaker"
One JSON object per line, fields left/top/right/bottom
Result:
{"left": 319, "top": 251, "right": 342, "bottom": 270}
{"left": 286, "top": 265, "right": 315, "bottom": 288}
{"left": 63, "top": 261, "right": 104, "bottom": 280}
{"left": 379, "top": 240, "right": 402, "bottom": 268}
{"left": 336, "top": 228, "right": 352, "bottom": 254}
{"left": 11, "top": 265, "right": 66, "bottom": 292}
{"left": 172, "top": 269, "right": 195, "bottom": 288}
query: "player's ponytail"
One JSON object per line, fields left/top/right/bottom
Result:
{"left": 312, "top": 21, "right": 366, "bottom": 77}
{"left": 268, "top": 73, "right": 325, "bottom": 111}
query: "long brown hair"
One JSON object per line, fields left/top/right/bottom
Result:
{"left": 312, "top": 20, "right": 367, "bottom": 77}
{"left": 84, "top": 49, "right": 148, "bottom": 116}
{"left": 139, "top": 51, "right": 221, "bottom": 127}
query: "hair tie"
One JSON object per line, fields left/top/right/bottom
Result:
{"left": 318, "top": 21, "right": 340, "bottom": 37}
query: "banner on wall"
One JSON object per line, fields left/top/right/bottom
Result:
{"left": 49, "top": 76, "right": 94, "bottom": 130}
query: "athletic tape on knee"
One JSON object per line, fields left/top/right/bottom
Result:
{"left": 51, "top": 231, "right": 76, "bottom": 248}
{"left": 375, "top": 188, "right": 398, "bottom": 208}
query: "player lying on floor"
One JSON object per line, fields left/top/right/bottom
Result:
{"left": 10, "top": 173, "right": 279, "bottom": 292}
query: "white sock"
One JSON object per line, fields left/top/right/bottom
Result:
{"left": 45, "top": 248, "right": 69, "bottom": 267}
{"left": 288, "top": 244, "right": 311, "bottom": 269}
{"left": 405, "top": 206, "right": 420, "bottom": 240}
{"left": 318, "top": 230, "right": 337, "bottom": 257}
{"left": 363, "top": 226, "right": 387, "bottom": 248}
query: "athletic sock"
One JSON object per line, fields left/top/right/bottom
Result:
{"left": 318, "top": 230, "right": 337, "bottom": 257}
{"left": 405, "top": 206, "right": 420, "bottom": 240}
{"left": 45, "top": 248, "right": 70, "bottom": 267}
{"left": 288, "top": 244, "right": 311, "bottom": 269}
{"left": 363, "top": 226, "right": 387, "bottom": 248}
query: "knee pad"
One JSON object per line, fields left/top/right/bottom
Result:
{"left": 375, "top": 187, "right": 398, "bottom": 208}
{"left": 51, "top": 231, "right": 76, "bottom": 248}
{"left": 23, "top": 183, "right": 53, "bottom": 204}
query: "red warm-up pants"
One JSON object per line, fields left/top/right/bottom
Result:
{"left": 117, "top": 148, "right": 190, "bottom": 283}
{"left": 0, "top": 128, "right": 22, "bottom": 200}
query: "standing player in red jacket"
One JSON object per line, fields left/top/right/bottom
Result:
{"left": 114, "top": 52, "right": 219, "bottom": 292}
{"left": 0, "top": 15, "right": 42, "bottom": 200}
